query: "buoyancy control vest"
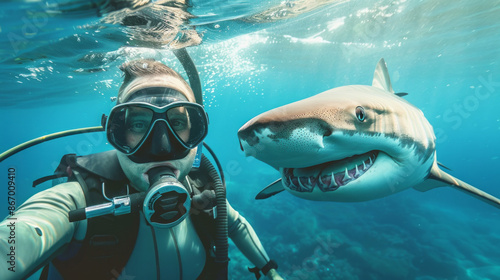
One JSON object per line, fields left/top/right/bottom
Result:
{"left": 35, "top": 150, "right": 222, "bottom": 280}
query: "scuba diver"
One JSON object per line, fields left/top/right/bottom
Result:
{"left": 0, "top": 58, "right": 284, "bottom": 280}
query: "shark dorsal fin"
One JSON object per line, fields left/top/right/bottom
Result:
{"left": 372, "top": 58, "right": 394, "bottom": 94}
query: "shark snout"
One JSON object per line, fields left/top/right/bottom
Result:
{"left": 238, "top": 118, "right": 333, "bottom": 147}
{"left": 237, "top": 118, "right": 334, "bottom": 167}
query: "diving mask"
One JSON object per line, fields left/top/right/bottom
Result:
{"left": 106, "top": 99, "right": 208, "bottom": 162}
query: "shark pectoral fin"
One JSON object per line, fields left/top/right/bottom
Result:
{"left": 414, "top": 162, "right": 453, "bottom": 191}
{"left": 413, "top": 178, "right": 447, "bottom": 192}
{"left": 255, "top": 178, "right": 285, "bottom": 200}
{"left": 413, "top": 163, "right": 452, "bottom": 192}
{"left": 418, "top": 163, "right": 500, "bottom": 209}
{"left": 372, "top": 58, "right": 394, "bottom": 94}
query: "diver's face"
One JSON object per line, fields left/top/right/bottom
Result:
{"left": 116, "top": 78, "right": 198, "bottom": 192}
{"left": 117, "top": 148, "right": 196, "bottom": 192}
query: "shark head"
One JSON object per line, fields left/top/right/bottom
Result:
{"left": 238, "top": 59, "right": 437, "bottom": 202}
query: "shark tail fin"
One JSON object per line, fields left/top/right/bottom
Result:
{"left": 372, "top": 58, "right": 394, "bottom": 94}
{"left": 256, "top": 178, "right": 285, "bottom": 200}
{"left": 414, "top": 162, "right": 500, "bottom": 209}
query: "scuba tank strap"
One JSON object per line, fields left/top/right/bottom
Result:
{"left": 32, "top": 173, "right": 67, "bottom": 188}
{"left": 31, "top": 152, "right": 94, "bottom": 205}
{"left": 71, "top": 168, "right": 93, "bottom": 206}
{"left": 32, "top": 153, "right": 78, "bottom": 188}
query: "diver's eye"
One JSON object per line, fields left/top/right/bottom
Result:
{"left": 355, "top": 106, "right": 366, "bottom": 122}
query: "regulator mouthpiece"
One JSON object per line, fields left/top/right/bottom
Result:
{"left": 144, "top": 167, "right": 191, "bottom": 228}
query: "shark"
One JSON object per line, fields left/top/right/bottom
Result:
{"left": 237, "top": 59, "right": 500, "bottom": 209}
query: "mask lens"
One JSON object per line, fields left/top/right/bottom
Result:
{"left": 108, "top": 105, "right": 154, "bottom": 153}
{"left": 125, "top": 106, "right": 154, "bottom": 148}
{"left": 166, "top": 105, "right": 207, "bottom": 148}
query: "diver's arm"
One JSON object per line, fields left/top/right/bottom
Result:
{"left": 0, "top": 182, "right": 86, "bottom": 280}
{"left": 227, "top": 201, "right": 283, "bottom": 280}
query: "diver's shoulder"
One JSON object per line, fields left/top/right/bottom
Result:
{"left": 31, "top": 181, "right": 87, "bottom": 208}
{"left": 51, "top": 181, "right": 85, "bottom": 193}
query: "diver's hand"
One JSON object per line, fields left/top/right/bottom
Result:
{"left": 266, "top": 269, "right": 284, "bottom": 280}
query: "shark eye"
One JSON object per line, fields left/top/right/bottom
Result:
{"left": 355, "top": 106, "right": 366, "bottom": 122}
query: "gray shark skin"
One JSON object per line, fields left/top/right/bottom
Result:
{"left": 238, "top": 59, "right": 500, "bottom": 209}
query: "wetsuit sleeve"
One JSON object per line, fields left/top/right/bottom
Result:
{"left": 227, "top": 200, "right": 270, "bottom": 269}
{"left": 0, "top": 182, "right": 86, "bottom": 280}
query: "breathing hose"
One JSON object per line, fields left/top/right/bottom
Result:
{"left": 0, "top": 126, "right": 104, "bottom": 163}
{"left": 200, "top": 145, "right": 229, "bottom": 279}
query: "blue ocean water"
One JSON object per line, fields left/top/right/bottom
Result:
{"left": 1, "top": 0, "right": 500, "bottom": 279}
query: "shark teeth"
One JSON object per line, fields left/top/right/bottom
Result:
{"left": 355, "top": 165, "right": 361, "bottom": 177}
{"left": 317, "top": 172, "right": 338, "bottom": 192}
{"left": 343, "top": 168, "right": 352, "bottom": 182}
{"left": 286, "top": 176, "right": 315, "bottom": 192}
{"left": 283, "top": 151, "right": 379, "bottom": 192}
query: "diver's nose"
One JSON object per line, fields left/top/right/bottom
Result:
{"left": 150, "top": 121, "right": 173, "bottom": 155}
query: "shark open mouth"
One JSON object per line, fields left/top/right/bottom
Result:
{"left": 281, "top": 151, "right": 379, "bottom": 192}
